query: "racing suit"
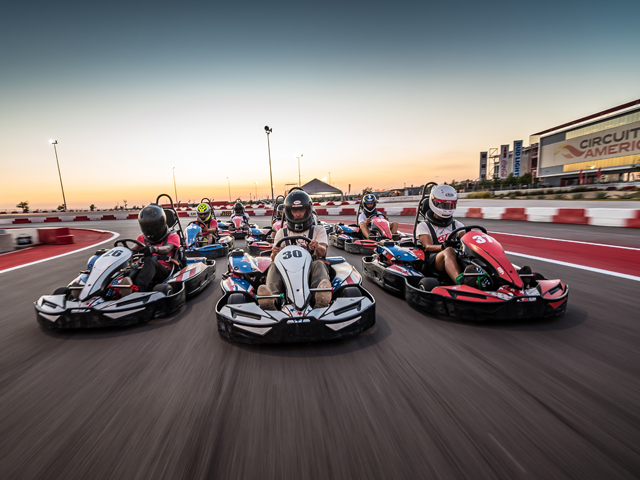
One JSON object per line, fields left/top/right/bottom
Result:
{"left": 134, "top": 233, "right": 181, "bottom": 291}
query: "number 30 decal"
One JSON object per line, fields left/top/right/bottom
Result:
{"left": 282, "top": 250, "right": 303, "bottom": 260}
{"left": 472, "top": 234, "right": 493, "bottom": 244}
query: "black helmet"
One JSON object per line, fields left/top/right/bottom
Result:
{"left": 284, "top": 190, "right": 313, "bottom": 232}
{"left": 275, "top": 203, "right": 285, "bottom": 220}
{"left": 138, "top": 204, "right": 168, "bottom": 244}
{"left": 234, "top": 202, "right": 244, "bottom": 215}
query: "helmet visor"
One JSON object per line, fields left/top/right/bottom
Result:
{"left": 432, "top": 199, "right": 457, "bottom": 211}
{"left": 198, "top": 212, "right": 209, "bottom": 221}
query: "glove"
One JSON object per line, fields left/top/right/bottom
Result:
{"left": 441, "top": 237, "right": 457, "bottom": 250}
{"left": 139, "top": 245, "right": 155, "bottom": 257}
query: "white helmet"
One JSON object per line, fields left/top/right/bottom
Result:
{"left": 429, "top": 185, "right": 457, "bottom": 218}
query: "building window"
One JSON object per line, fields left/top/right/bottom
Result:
{"left": 566, "top": 110, "right": 640, "bottom": 139}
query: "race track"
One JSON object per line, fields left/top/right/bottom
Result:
{"left": 1, "top": 218, "right": 639, "bottom": 479}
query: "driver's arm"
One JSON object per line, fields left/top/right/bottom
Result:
{"left": 419, "top": 234, "right": 444, "bottom": 254}
{"left": 154, "top": 244, "right": 175, "bottom": 255}
{"left": 309, "top": 240, "right": 327, "bottom": 257}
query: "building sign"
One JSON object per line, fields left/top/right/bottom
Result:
{"left": 541, "top": 119, "right": 640, "bottom": 169}
{"left": 499, "top": 145, "right": 509, "bottom": 179}
{"left": 512, "top": 140, "right": 523, "bottom": 177}
{"left": 479, "top": 151, "right": 487, "bottom": 179}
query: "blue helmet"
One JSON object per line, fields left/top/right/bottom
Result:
{"left": 363, "top": 193, "right": 377, "bottom": 216}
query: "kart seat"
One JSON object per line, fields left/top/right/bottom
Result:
{"left": 164, "top": 208, "right": 179, "bottom": 230}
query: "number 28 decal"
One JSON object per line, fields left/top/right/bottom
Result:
{"left": 472, "top": 234, "right": 494, "bottom": 244}
{"left": 282, "top": 250, "right": 303, "bottom": 259}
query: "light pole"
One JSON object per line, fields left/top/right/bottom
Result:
{"left": 255, "top": 182, "right": 258, "bottom": 200}
{"left": 49, "top": 140, "right": 67, "bottom": 210}
{"left": 297, "top": 154, "right": 303, "bottom": 187}
{"left": 264, "top": 126, "right": 274, "bottom": 203}
{"left": 172, "top": 167, "right": 178, "bottom": 206}
{"left": 227, "top": 177, "right": 231, "bottom": 202}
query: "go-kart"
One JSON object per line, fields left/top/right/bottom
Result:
{"left": 185, "top": 221, "right": 235, "bottom": 259}
{"left": 364, "top": 183, "right": 568, "bottom": 321}
{"left": 228, "top": 215, "right": 251, "bottom": 239}
{"left": 34, "top": 195, "right": 216, "bottom": 329}
{"left": 403, "top": 225, "right": 569, "bottom": 321}
{"left": 329, "top": 206, "right": 401, "bottom": 254}
{"left": 216, "top": 235, "right": 376, "bottom": 344}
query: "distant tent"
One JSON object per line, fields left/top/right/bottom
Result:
{"left": 299, "top": 178, "right": 343, "bottom": 196}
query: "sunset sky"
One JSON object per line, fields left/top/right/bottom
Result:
{"left": 2, "top": 0, "right": 639, "bottom": 209}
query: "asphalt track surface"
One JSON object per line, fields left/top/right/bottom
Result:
{"left": 1, "top": 218, "right": 639, "bottom": 479}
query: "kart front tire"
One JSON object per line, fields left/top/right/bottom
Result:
{"left": 418, "top": 278, "right": 439, "bottom": 292}
{"left": 153, "top": 284, "right": 173, "bottom": 296}
{"left": 227, "top": 293, "right": 246, "bottom": 305}
{"left": 340, "top": 287, "right": 361, "bottom": 298}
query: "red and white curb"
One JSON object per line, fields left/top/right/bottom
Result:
{"left": 2, "top": 207, "right": 639, "bottom": 228}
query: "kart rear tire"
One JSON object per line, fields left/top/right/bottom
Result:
{"left": 153, "top": 284, "right": 173, "bottom": 296}
{"left": 53, "top": 287, "right": 68, "bottom": 295}
{"left": 227, "top": 293, "right": 246, "bottom": 305}
{"left": 340, "top": 287, "right": 361, "bottom": 298}
{"left": 418, "top": 278, "right": 439, "bottom": 292}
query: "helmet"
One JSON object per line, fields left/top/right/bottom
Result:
{"left": 196, "top": 203, "right": 211, "bottom": 223}
{"left": 138, "top": 204, "right": 168, "bottom": 244}
{"left": 275, "top": 203, "right": 285, "bottom": 220}
{"left": 362, "top": 193, "right": 377, "bottom": 217}
{"left": 429, "top": 185, "right": 458, "bottom": 218}
{"left": 283, "top": 190, "right": 313, "bottom": 232}
{"left": 234, "top": 202, "right": 244, "bottom": 215}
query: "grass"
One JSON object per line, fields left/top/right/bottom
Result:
{"left": 572, "top": 193, "right": 583, "bottom": 199}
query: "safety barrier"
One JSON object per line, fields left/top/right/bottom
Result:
{"left": 2, "top": 207, "right": 639, "bottom": 227}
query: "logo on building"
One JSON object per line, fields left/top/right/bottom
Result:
{"left": 555, "top": 144, "right": 585, "bottom": 159}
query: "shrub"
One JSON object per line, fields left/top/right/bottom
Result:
{"left": 466, "top": 191, "right": 493, "bottom": 199}
{"left": 537, "top": 195, "right": 545, "bottom": 199}
{"left": 572, "top": 186, "right": 588, "bottom": 192}
{"left": 595, "top": 192, "right": 607, "bottom": 199}
{"left": 572, "top": 193, "right": 583, "bottom": 199}
{"left": 508, "top": 192, "right": 517, "bottom": 199}
{"left": 545, "top": 189, "right": 555, "bottom": 195}
{"left": 554, "top": 194, "right": 564, "bottom": 199}
{"left": 514, "top": 191, "right": 523, "bottom": 196}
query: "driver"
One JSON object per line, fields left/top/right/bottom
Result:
{"left": 119, "top": 204, "right": 181, "bottom": 295}
{"left": 258, "top": 190, "right": 332, "bottom": 310}
{"left": 416, "top": 185, "right": 471, "bottom": 285}
{"left": 358, "top": 193, "right": 399, "bottom": 239}
{"left": 195, "top": 202, "right": 218, "bottom": 244}
{"left": 269, "top": 203, "right": 285, "bottom": 239}
{"left": 230, "top": 201, "right": 251, "bottom": 227}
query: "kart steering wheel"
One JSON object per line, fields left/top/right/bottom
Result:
{"left": 114, "top": 238, "right": 146, "bottom": 249}
{"left": 444, "top": 225, "right": 487, "bottom": 248}
{"left": 275, "top": 235, "right": 313, "bottom": 247}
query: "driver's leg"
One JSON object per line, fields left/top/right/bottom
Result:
{"left": 310, "top": 260, "right": 331, "bottom": 308}
{"left": 359, "top": 222, "right": 370, "bottom": 238}
{"left": 258, "top": 264, "right": 283, "bottom": 310}
{"left": 433, "top": 247, "right": 462, "bottom": 284}
{"left": 390, "top": 221, "right": 398, "bottom": 234}
{"left": 135, "top": 257, "right": 168, "bottom": 292}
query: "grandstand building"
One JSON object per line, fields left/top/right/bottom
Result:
{"left": 532, "top": 99, "right": 640, "bottom": 186}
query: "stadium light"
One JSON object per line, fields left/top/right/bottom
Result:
{"left": 172, "top": 167, "right": 179, "bottom": 206}
{"left": 297, "top": 154, "right": 303, "bottom": 187}
{"left": 265, "top": 126, "right": 274, "bottom": 203}
{"left": 49, "top": 140, "right": 67, "bottom": 211}
{"left": 227, "top": 177, "right": 231, "bottom": 202}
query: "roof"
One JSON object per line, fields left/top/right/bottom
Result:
{"left": 533, "top": 98, "right": 640, "bottom": 137}
{"left": 299, "top": 178, "right": 343, "bottom": 195}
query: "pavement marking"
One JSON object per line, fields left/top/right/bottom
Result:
{"left": 505, "top": 250, "right": 640, "bottom": 282}
{"left": 0, "top": 230, "right": 120, "bottom": 275}
{"left": 488, "top": 433, "right": 527, "bottom": 473}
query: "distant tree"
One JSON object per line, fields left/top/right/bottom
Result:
{"left": 89, "top": 204, "right": 96, "bottom": 211}
{"left": 57, "top": 204, "right": 65, "bottom": 211}
{"left": 123, "top": 200, "right": 128, "bottom": 210}
{"left": 17, "top": 201, "right": 29, "bottom": 213}
{"left": 362, "top": 187, "right": 373, "bottom": 195}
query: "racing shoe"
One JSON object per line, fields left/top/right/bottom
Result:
{"left": 314, "top": 279, "right": 332, "bottom": 308}
{"left": 456, "top": 265, "right": 479, "bottom": 288}
{"left": 257, "top": 285, "right": 276, "bottom": 311}
{"left": 519, "top": 265, "right": 534, "bottom": 287}
{"left": 118, "top": 276, "right": 134, "bottom": 297}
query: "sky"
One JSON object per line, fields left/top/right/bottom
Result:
{"left": 1, "top": 0, "right": 639, "bottom": 209}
